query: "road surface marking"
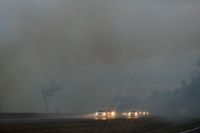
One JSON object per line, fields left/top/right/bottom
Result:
{"left": 180, "top": 127, "right": 200, "bottom": 133}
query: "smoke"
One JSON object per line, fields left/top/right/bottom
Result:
{"left": 143, "top": 60, "right": 200, "bottom": 118}
{"left": 0, "top": 0, "right": 200, "bottom": 113}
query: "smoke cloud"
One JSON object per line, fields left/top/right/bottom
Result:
{"left": 0, "top": 0, "right": 200, "bottom": 113}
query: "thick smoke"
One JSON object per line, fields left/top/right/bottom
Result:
{"left": 0, "top": 0, "right": 200, "bottom": 113}
{"left": 113, "top": 60, "right": 200, "bottom": 118}
{"left": 143, "top": 60, "right": 200, "bottom": 118}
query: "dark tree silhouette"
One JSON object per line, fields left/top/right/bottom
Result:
{"left": 41, "top": 81, "right": 64, "bottom": 113}
{"left": 145, "top": 59, "right": 200, "bottom": 118}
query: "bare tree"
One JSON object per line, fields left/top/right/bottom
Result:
{"left": 41, "top": 81, "right": 64, "bottom": 113}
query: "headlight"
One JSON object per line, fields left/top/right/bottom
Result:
{"left": 128, "top": 112, "right": 131, "bottom": 116}
{"left": 95, "top": 112, "right": 98, "bottom": 116}
{"left": 135, "top": 112, "right": 138, "bottom": 116}
{"left": 103, "top": 112, "right": 106, "bottom": 116}
{"left": 111, "top": 111, "right": 116, "bottom": 116}
{"left": 143, "top": 112, "right": 146, "bottom": 115}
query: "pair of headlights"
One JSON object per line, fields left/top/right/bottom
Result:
{"left": 95, "top": 112, "right": 106, "bottom": 116}
{"left": 95, "top": 111, "right": 116, "bottom": 116}
{"left": 127, "top": 112, "right": 138, "bottom": 116}
{"left": 126, "top": 111, "right": 149, "bottom": 116}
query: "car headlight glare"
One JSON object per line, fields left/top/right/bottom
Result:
{"left": 135, "top": 112, "right": 138, "bottom": 116}
{"left": 111, "top": 111, "right": 116, "bottom": 116}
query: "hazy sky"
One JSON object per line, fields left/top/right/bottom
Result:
{"left": 0, "top": 0, "right": 200, "bottom": 113}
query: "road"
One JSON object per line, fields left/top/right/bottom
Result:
{"left": 0, "top": 114, "right": 170, "bottom": 133}
{"left": 0, "top": 113, "right": 94, "bottom": 123}
{"left": 180, "top": 127, "right": 200, "bottom": 133}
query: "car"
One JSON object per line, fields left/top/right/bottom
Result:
{"left": 95, "top": 110, "right": 116, "bottom": 120}
{"left": 123, "top": 111, "right": 149, "bottom": 119}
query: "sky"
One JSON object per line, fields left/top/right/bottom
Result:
{"left": 0, "top": 0, "right": 200, "bottom": 113}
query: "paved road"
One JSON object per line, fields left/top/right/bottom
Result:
{"left": 0, "top": 113, "right": 125, "bottom": 123}
{"left": 0, "top": 113, "right": 94, "bottom": 123}
{"left": 180, "top": 127, "right": 200, "bottom": 133}
{"left": 0, "top": 117, "right": 170, "bottom": 133}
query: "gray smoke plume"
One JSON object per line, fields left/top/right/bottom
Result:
{"left": 143, "top": 59, "right": 200, "bottom": 118}
{"left": 0, "top": 0, "right": 200, "bottom": 113}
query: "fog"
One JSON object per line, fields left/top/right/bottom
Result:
{"left": 0, "top": 0, "right": 200, "bottom": 116}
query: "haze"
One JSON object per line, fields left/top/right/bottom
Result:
{"left": 0, "top": 0, "right": 200, "bottom": 114}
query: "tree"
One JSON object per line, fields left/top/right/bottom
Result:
{"left": 41, "top": 81, "right": 64, "bottom": 113}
